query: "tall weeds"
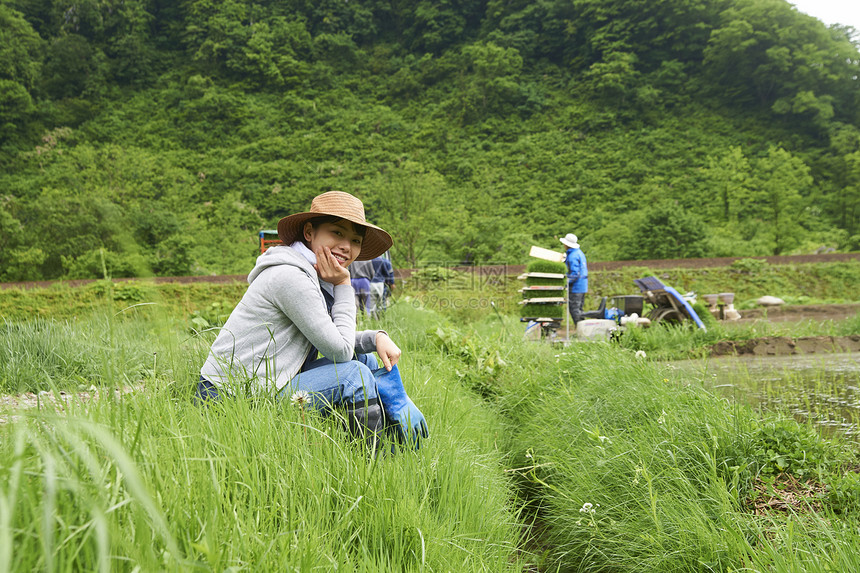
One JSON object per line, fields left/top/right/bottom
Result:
{"left": 0, "top": 304, "right": 527, "bottom": 571}
{"left": 1, "top": 299, "right": 858, "bottom": 571}
{"left": 505, "top": 344, "right": 860, "bottom": 571}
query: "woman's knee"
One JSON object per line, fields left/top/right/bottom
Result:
{"left": 338, "top": 361, "right": 379, "bottom": 402}
{"left": 356, "top": 353, "right": 379, "bottom": 371}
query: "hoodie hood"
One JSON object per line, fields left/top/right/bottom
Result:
{"left": 247, "top": 245, "right": 316, "bottom": 285}
{"left": 248, "top": 244, "right": 338, "bottom": 299}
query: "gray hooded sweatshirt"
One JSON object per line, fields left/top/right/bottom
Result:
{"left": 200, "top": 245, "right": 380, "bottom": 394}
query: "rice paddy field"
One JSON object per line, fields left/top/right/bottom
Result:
{"left": 1, "top": 280, "right": 860, "bottom": 572}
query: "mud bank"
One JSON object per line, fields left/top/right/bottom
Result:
{"left": 710, "top": 335, "right": 860, "bottom": 357}
{"left": 734, "top": 303, "right": 860, "bottom": 323}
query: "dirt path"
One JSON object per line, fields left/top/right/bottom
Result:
{"left": 0, "top": 385, "right": 142, "bottom": 424}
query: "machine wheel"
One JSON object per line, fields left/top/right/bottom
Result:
{"left": 648, "top": 307, "right": 683, "bottom": 324}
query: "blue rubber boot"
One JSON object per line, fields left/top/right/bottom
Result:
{"left": 373, "top": 365, "right": 429, "bottom": 449}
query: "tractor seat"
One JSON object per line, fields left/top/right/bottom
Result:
{"left": 581, "top": 297, "right": 607, "bottom": 320}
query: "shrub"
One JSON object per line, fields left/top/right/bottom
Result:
{"left": 750, "top": 421, "right": 839, "bottom": 479}
{"left": 731, "top": 258, "right": 769, "bottom": 274}
{"left": 827, "top": 471, "right": 860, "bottom": 514}
{"left": 189, "top": 301, "right": 235, "bottom": 331}
{"left": 427, "top": 325, "right": 507, "bottom": 399}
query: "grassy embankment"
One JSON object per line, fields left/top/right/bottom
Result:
{"left": 3, "top": 258, "right": 858, "bottom": 323}
{"left": 1, "top": 274, "right": 860, "bottom": 571}
{"left": 1, "top": 302, "right": 524, "bottom": 571}
{"left": 402, "top": 258, "right": 860, "bottom": 360}
{"left": 1, "top": 259, "right": 860, "bottom": 373}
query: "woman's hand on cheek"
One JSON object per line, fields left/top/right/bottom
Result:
{"left": 376, "top": 332, "right": 401, "bottom": 371}
{"left": 314, "top": 246, "right": 350, "bottom": 285}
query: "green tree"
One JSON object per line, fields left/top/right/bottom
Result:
{"left": 104, "top": 0, "right": 158, "bottom": 85}
{"left": 703, "top": 0, "right": 860, "bottom": 125}
{"left": 0, "top": 80, "right": 35, "bottom": 143}
{"left": 191, "top": 192, "right": 264, "bottom": 275}
{"left": 0, "top": 4, "right": 43, "bottom": 90}
{"left": 749, "top": 146, "right": 812, "bottom": 255}
{"left": 617, "top": 201, "right": 710, "bottom": 260}
{"left": 185, "top": 0, "right": 312, "bottom": 87}
{"left": 703, "top": 145, "right": 752, "bottom": 223}
{"left": 583, "top": 51, "right": 640, "bottom": 106}
{"left": 405, "top": 0, "right": 483, "bottom": 54}
{"left": 40, "top": 33, "right": 106, "bottom": 99}
{"left": 185, "top": 0, "right": 252, "bottom": 74}
{"left": 0, "top": 197, "right": 46, "bottom": 281}
{"left": 0, "top": 4, "right": 42, "bottom": 146}
{"left": 453, "top": 41, "right": 524, "bottom": 122}
{"left": 484, "top": 0, "right": 721, "bottom": 72}
{"left": 240, "top": 18, "right": 311, "bottom": 87}
{"left": 822, "top": 124, "right": 860, "bottom": 238}
{"left": 365, "top": 161, "right": 447, "bottom": 268}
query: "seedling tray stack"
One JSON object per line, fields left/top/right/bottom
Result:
{"left": 519, "top": 260, "right": 567, "bottom": 338}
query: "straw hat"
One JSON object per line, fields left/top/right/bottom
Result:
{"left": 277, "top": 191, "right": 393, "bottom": 260}
{"left": 560, "top": 233, "right": 580, "bottom": 249}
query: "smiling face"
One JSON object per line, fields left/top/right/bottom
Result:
{"left": 302, "top": 218, "right": 364, "bottom": 266}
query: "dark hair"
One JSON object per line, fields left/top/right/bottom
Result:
{"left": 296, "top": 216, "right": 367, "bottom": 247}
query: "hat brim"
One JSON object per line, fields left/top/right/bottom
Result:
{"left": 278, "top": 212, "right": 393, "bottom": 261}
{"left": 560, "top": 238, "right": 579, "bottom": 249}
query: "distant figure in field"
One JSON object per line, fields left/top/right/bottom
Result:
{"left": 370, "top": 254, "right": 395, "bottom": 317}
{"left": 561, "top": 233, "right": 588, "bottom": 325}
{"left": 350, "top": 259, "right": 374, "bottom": 315}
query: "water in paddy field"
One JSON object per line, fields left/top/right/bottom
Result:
{"left": 680, "top": 353, "right": 860, "bottom": 440}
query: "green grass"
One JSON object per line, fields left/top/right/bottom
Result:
{"left": 505, "top": 344, "right": 860, "bottom": 571}
{"left": 0, "top": 304, "right": 527, "bottom": 571}
{"left": 0, "top": 279, "right": 248, "bottom": 323}
{"left": 1, "top": 292, "right": 859, "bottom": 571}
{"left": 0, "top": 314, "right": 156, "bottom": 393}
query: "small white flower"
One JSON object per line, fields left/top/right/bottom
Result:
{"left": 657, "top": 410, "right": 667, "bottom": 424}
{"left": 579, "top": 502, "right": 598, "bottom": 514}
{"left": 635, "top": 350, "right": 647, "bottom": 359}
{"left": 290, "top": 390, "right": 311, "bottom": 407}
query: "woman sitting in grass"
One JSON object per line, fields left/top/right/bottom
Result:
{"left": 197, "top": 191, "right": 428, "bottom": 450}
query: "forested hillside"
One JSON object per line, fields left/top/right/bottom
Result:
{"left": 1, "top": 0, "right": 859, "bottom": 280}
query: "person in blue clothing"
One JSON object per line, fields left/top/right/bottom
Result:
{"left": 349, "top": 258, "right": 374, "bottom": 315}
{"left": 369, "top": 254, "right": 395, "bottom": 317}
{"left": 561, "top": 233, "right": 588, "bottom": 325}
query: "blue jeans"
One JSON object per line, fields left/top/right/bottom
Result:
{"left": 195, "top": 354, "right": 380, "bottom": 409}
{"left": 283, "top": 353, "right": 380, "bottom": 408}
